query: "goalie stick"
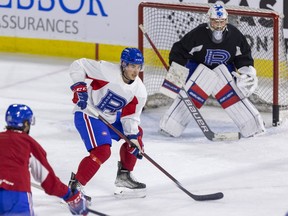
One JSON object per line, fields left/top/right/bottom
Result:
{"left": 86, "top": 105, "right": 224, "bottom": 201}
{"left": 139, "top": 24, "right": 240, "bottom": 141}
{"left": 180, "top": 87, "right": 240, "bottom": 141}
{"left": 31, "top": 182, "right": 109, "bottom": 216}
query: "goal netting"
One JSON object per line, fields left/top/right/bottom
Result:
{"left": 138, "top": 2, "right": 288, "bottom": 126}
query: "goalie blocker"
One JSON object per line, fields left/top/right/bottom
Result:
{"left": 160, "top": 63, "right": 265, "bottom": 138}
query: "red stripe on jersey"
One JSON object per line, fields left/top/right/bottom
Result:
{"left": 121, "top": 96, "right": 138, "bottom": 117}
{"left": 90, "top": 78, "right": 109, "bottom": 90}
{"left": 83, "top": 113, "right": 97, "bottom": 148}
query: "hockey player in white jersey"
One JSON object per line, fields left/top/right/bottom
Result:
{"left": 159, "top": 2, "right": 265, "bottom": 138}
{"left": 68, "top": 47, "right": 147, "bottom": 198}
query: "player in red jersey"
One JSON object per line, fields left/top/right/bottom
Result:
{"left": 0, "top": 104, "right": 88, "bottom": 215}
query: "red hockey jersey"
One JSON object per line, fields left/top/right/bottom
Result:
{"left": 0, "top": 130, "right": 68, "bottom": 198}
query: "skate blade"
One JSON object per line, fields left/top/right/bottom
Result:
{"left": 114, "top": 187, "right": 146, "bottom": 199}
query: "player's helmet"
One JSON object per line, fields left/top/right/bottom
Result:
{"left": 207, "top": 2, "right": 228, "bottom": 44}
{"left": 5, "top": 104, "right": 35, "bottom": 128}
{"left": 120, "top": 48, "right": 144, "bottom": 66}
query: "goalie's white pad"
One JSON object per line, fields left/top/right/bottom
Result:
{"left": 185, "top": 64, "right": 219, "bottom": 108}
{"left": 232, "top": 66, "right": 258, "bottom": 98}
{"left": 159, "top": 64, "right": 218, "bottom": 137}
{"left": 212, "top": 64, "right": 265, "bottom": 137}
{"left": 159, "top": 96, "right": 192, "bottom": 137}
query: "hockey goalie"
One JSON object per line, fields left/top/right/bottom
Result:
{"left": 159, "top": 2, "right": 265, "bottom": 138}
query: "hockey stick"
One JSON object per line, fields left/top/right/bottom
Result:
{"left": 179, "top": 88, "right": 240, "bottom": 141}
{"left": 31, "top": 182, "right": 42, "bottom": 190}
{"left": 31, "top": 182, "right": 109, "bottom": 216}
{"left": 31, "top": 183, "right": 93, "bottom": 202}
{"left": 87, "top": 208, "right": 110, "bottom": 216}
{"left": 86, "top": 105, "right": 223, "bottom": 201}
{"left": 139, "top": 24, "right": 241, "bottom": 141}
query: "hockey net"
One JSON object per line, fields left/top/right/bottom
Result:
{"left": 138, "top": 2, "right": 288, "bottom": 126}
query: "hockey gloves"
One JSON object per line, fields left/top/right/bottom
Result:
{"left": 71, "top": 82, "right": 88, "bottom": 110}
{"left": 127, "top": 133, "right": 144, "bottom": 159}
{"left": 65, "top": 190, "right": 89, "bottom": 215}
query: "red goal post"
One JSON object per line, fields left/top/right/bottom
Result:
{"left": 138, "top": 2, "right": 288, "bottom": 126}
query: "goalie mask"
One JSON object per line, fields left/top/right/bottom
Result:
{"left": 207, "top": 3, "right": 228, "bottom": 44}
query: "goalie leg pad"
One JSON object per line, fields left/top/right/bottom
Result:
{"left": 184, "top": 63, "right": 218, "bottom": 108}
{"left": 212, "top": 64, "right": 265, "bottom": 137}
{"left": 159, "top": 64, "right": 218, "bottom": 137}
{"left": 225, "top": 98, "right": 265, "bottom": 137}
{"left": 159, "top": 95, "right": 192, "bottom": 137}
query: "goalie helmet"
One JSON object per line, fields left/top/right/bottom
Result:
{"left": 5, "top": 104, "right": 35, "bottom": 128}
{"left": 207, "top": 2, "right": 228, "bottom": 44}
{"left": 121, "top": 48, "right": 144, "bottom": 67}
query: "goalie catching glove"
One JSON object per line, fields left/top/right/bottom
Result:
{"left": 126, "top": 128, "right": 144, "bottom": 159}
{"left": 232, "top": 66, "right": 258, "bottom": 98}
{"left": 71, "top": 82, "right": 88, "bottom": 110}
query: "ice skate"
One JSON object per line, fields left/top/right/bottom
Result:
{"left": 114, "top": 162, "right": 146, "bottom": 198}
{"left": 68, "top": 172, "right": 92, "bottom": 203}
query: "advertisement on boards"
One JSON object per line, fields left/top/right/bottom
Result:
{"left": 0, "top": 0, "right": 287, "bottom": 50}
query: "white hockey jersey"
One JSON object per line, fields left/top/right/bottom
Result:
{"left": 69, "top": 58, "right": 147, "bottom": 136}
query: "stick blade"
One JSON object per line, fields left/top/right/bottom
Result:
{"left": 212, "top": 132, "right": 241, "bottom": 141}
{"left": 192, "top": 192, "right": 224, "bottom": 201}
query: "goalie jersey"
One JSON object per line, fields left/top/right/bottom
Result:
{"left": 70, "top": 58, "right": 147, "bottom": 136}
{"left": 169, "top": 23, "right": 253, "bottom": 71}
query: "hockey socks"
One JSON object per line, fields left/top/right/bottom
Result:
{"left": 75, "top": 144, "right": 111, "bottom": 185}
{"left": 119, "top": 142, "right": 137, "bottom": 171}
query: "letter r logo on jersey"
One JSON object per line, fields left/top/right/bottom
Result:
{"left": 205, "top": 49, "right": 231, "bottom": 65}
{"left": 97, "top": 90, "right": 127, "bottom": 113}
